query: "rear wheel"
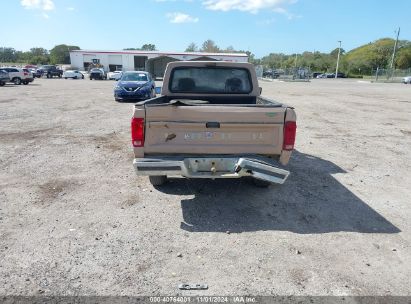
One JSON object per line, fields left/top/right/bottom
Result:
{"left": 23, "top": 81, "right": 28, "bottom": 85}
{"left": 58, "top": 74, "right": 62, "bottom": 78}
{"left": 149, "top": 175, "right": 167, "bottom": 186}
{"left": 0, "top": 81, "right": 5, "bottom": 86}
{"left": 13, "top": 77, "right": 21, "bottom": 85}
{"left": 65, "top": 77, "right": 68, "bottom": 79}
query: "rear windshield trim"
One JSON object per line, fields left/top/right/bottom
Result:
{"left": 169, "top": 66, "right": 253, "bottom": 95}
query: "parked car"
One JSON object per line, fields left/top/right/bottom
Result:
{"left": 30, "top": 68, "right": 42, "bottom": 78}
{"left": 38, "top": 65, "right": 63, "bottom": 78}
{"left": 1, "top": 67, "right": 34, "bottom": 85}
{"left": 312, "top": 72, "right": 323, "bottom": 78}
{"left": 22, "top": 69, "right": 34, "bottom": 84}
{"left": 108, "top": 70, "right": 123, "bottom": 80}
{"left": 0, "top": 69, "right": 10, "bottom": 86}
{"left": 89, "top": 68, "right": 107, "bottom": 80}
{"left": 402, "top": 76, "right": 411, "bottom": 84}
{"left": 324, "top": 72, "right": 346, "bottom": 78}
{"left": 63, "top": 70, "right": 84, "bottom": 79}
{"left": 114, "top": 71, "right": 155, "bottom": 102}
{"left": 263, "top": 70, "right": 280, "bottom": 79}
{"left": 316, "top": 73, "right": 327, "bottom": 79}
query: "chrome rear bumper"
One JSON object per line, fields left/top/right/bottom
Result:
{"left": 133, "top": 156, "right": 289, "bottom": 184}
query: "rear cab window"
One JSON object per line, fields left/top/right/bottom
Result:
{"left": 169, "top": 67, "right": 253, "bottom": 94}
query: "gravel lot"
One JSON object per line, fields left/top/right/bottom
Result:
{"left": 0, "top": 78, "right": 410, "bottom": 297}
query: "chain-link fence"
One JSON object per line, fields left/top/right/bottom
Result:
{"left": 367, "top": 68, "right": 411, "bottom": 83}
{"left": 261, "top": 67, "right": 311, "bottom": 82}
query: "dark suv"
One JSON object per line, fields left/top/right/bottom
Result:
{"left": 39, "top": 65, "right": 63, "bottom": 78}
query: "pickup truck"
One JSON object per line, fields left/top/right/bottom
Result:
{"left": 39, "top": 65, "right": 63, "bottom": 78}
{"left": 131, "top": 61, "right": 297, "bottom": 187}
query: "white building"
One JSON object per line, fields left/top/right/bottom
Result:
{"left": 69, "top": 49, "right": 248, "bottom": 78}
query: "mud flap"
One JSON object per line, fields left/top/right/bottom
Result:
{"left": 236, "top": 158, "right": 290, "bottom": 184}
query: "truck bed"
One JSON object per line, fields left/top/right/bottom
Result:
{"left": 135, "top": 96, "right": 289, "bottom": 156}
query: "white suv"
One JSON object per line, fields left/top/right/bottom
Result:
{"left": 2, "top": 67, "right": 34, "bottom": 85}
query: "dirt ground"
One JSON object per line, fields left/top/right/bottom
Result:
{"left": 0, "top": 77, "right": 410, "bottom": 297}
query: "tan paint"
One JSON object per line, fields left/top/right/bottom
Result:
{"left": 143, "top": 105, "right": 285, "bottom": 155}
{"left": 132, "top": 61, "right": 297, "bottom": 163}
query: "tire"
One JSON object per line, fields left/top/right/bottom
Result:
{"left": 115, "top": 98, "right": 121, "bottom": 102}
{"left": 252, "top": 178, "right": 272, "bottom": 188}
{"left": 13, "top": 78, "right": 21, "bottom": 85}
{"left": 0, "top": 81, "right": 5, "bottom": 86}
{"left": 149, "top": 175, "right": 167, "bottom": 186}
{"left": 65, "top": 77, "right": 67, "bottom": 79}
{"left": 82, "top": 75, "right": 84, "bottom": 79}
{"left": 47, "top": 74, "right": 50, "bottom": 78}
{"left": 74, "top": 76, "right": 78, "bottom": 79}
{"left": 23, "top": 81, "right": 28, "bottom": 85}
{"left": 58, "top": 74, "right": 62, "bottom": 78}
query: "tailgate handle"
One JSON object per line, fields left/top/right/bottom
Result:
{"left": 206, "top": 122, "right": 220, "bottom": 128}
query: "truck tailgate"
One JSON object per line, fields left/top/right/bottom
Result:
{"left": 144, "top": 105, "right": 286, "bottom": 155}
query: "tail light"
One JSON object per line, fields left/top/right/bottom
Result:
{"left": 283, "top": 121, "right": 296, "bottom": 151}
{"left": 131, "top": 117, "right": 144, "bottom": 147}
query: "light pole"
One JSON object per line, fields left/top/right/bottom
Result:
{"left": 335, "top": 40, "right": 341, "bottom": 79}
{"left": 389, "top": 27, "right": 400, "bottom": 79}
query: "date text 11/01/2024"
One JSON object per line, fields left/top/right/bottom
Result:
{"left": 149, "top": 296, "right": 257, "bottom": 303}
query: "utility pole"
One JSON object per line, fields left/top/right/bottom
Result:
{"left": 390, "top": 27, "right": 400, "bottom": 70}
{"left": 335, "top": 40, "right": 341, "bottom": 79}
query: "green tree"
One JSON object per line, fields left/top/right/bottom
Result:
{"left": 124, "top": 44, "right": 157, "bottom": 51}
{"left": 201, "top": 39, "right": 220, "bottom": 53}
{"left": 27, "top": 47, "right": 49, "bottom": 64}
{"left": 50, "top": 44, "right": 80, "bottom": 64}
{"left": 185, "top": 42, "right": 198, "bottom": 52}
{"left": 224, "top": 46, "right": 235, "bottom": 52}
{"left": 0, "top": 47, "right": 17, "bottom": 62}
{"left": 395, "top": 44, "right": 411, "bottom": 69}
{"left": 140, "top": 44, "right": 156, "bottom": 51}
{"left": 30, "top": 47, "right": 48, "bottom": 57}
{"left": 330, "top": 48, "right": 345, "bottom": 58}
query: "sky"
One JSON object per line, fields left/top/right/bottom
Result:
{"left": 2, "top": 0, "right": 411, "bottom": 58}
